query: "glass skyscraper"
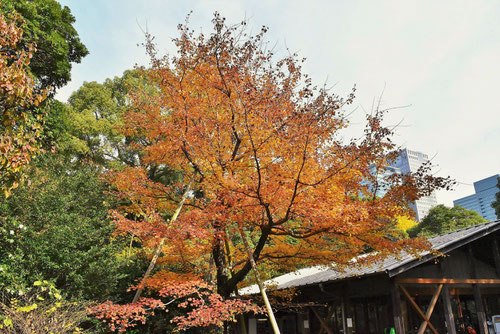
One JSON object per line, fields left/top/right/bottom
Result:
{"left": 369, "top": 148, "right": 438, "bottom": 221}
{"left": 453, "top": 174, "right": 499, "bottom": 221}
{"left": 392, "top": 148, "right": 438, "bottom": 221}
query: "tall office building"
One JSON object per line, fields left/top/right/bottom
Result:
{"left": 368, "top": 148, "right": 437, "bottom": 221}
{"left": 368, "top": 164, "right": 401, "bottom": 198}
{"left": 453, "top": 174, "right": 500, "bottom": 221}
{"left": 392, "top": 148, "right": 438, "bottom": 221}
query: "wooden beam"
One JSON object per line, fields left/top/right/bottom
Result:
{"left": 473, "top": 284, "right": 488, "bottom": 334}
{"left": 317, "top": 307, "right": 335, "bottom": 334}
{"left": 399, "top": 284, "right": 439, "bottom": 334}
{"left": 391, "top": 280, "right": 405, "bottom": 334}
{"left": 442, "top": 285, "right": 457, "bottom": 334}
{"left": 396, "top": 278, "right": 500, "bottom": 284}
{"left": 417, "top": 284, "right": 442, "bottom": 334}
{"left": 310, "top": 307, "right": 334, "bottom": 334}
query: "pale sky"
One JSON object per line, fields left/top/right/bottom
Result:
{"left": 57, "top": 0, "right": 500, "bottom": 207}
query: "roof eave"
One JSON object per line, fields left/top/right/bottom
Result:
{"left": 387, "top": 220, "right": 500, "bottom": 277}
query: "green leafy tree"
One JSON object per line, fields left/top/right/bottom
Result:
{"left": 0, "top": 154, "right": 145, "bottom": 301}
{"left": 50, "top": 70, "right": 153, "bottom": 168}
{"left": 492, "top": 176, "right": 500, "bottom": 219}
{"left": 0, "top": 0, "right": 88, "bottom": 91}
{"left": 408, "top": 204, "right": 486, "bottom": 237}
{"left": 64, "top": 77, "right": 128, "bottom": 167}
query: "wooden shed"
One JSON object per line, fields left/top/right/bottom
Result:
{"left": 241, "top": 220, "right": 500, "bottom": 334}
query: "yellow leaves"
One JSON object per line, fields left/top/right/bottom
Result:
{"left": 16, "top": 303, "right": 38, "bottom": 313}
{"left": 2, "top": 317, "right": 13, "bottom": 329}
{"left": 396, "top": 215, "right": 418, "bottom": 231}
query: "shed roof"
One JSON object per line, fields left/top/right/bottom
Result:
{"left": 240, "top": 220, "right": 500, "bottom": 294}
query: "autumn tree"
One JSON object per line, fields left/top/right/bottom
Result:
{"left": 92, "top": 15, "right": 453, "bottom": 332}
{"left": 0, "top": 9, "right": 46, "bottom": 196}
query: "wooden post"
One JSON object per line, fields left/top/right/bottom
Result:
{"left": 342, "top": 288, "right": 354, "bottom": 334}
{"left": 248, "top": 318, "right": 257, "bottom": 334}
{"left": 473, "top": 284, "right": 488, "bottom": 334}
{"left": 237, "top": 224, "right": 280, "bottom": 334}
{"left": 492, "top": 237, "right": 500, "bottom": 277}
{"left": 440, "top": 257, "right": 457, "bottom": 334}
{"left": 391, "top": 280, "right": 405, "bottom": 334}
{"left": 469, "top": 244, "right": 488, "bottom": 334}
{"left": 341, "top": 296, "right": 347, "bottom": 334}
{"left": 442, "top": 285, "right": 457, "bottom": 334}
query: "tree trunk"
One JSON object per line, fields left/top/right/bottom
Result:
{"left": 213, "top": 230, "right": 231, "bottom": 298}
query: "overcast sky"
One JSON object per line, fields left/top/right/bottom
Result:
{"left": 57, "top": 0, "right": 500, "bottom": 207}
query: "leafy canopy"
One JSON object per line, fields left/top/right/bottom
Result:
{"left": 407, "top": 204, "right": 486, "bottom": 238}
{"left": 61, "top": 70, "right": 150, "bottom": 168}
{"left": 0, "top": 0, "right": 88, "bottom": 91}
{"left": 0, "top": 154, "right": 145, "bottom": 301}
{"left": 1, "top": 0, "right": 87, "bottom": 196}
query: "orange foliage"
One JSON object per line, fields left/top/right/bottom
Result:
{"left": 93, "top": 14, "right": 452, "bottom": 331}
{"left": 0, "top": 8, "right": 47, "bottom": 196}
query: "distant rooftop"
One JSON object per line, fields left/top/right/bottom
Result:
{"left": 240, "top": 220, "right": 500, "bottom": 294}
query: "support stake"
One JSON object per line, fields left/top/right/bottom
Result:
{"left": 132, "top": 177, "right": 194, "bottom": 303}
{"left": 237, "top": 224, "right": 280, "bottom": 334}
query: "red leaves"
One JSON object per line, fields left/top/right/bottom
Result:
{"left": 90, "top": 281, "right": 260, "bottom": 332}
{"left": 173, "top": 294, "right": 260, "bottom": 330}
{"left": 90, "top": 298, "right": 166, "bottom": 332}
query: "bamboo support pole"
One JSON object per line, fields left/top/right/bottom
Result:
{"left": 237, "top": 224, "right": 280, "bottom": 334}
{"left": 132, "top": 177, "right": 194, "bottom": 303}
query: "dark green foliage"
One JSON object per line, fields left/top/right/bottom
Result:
{"left": 38, "top": 99, "right": 69, "bottom": 149}
{"left": 0, "top": 0, "right": 88, "bottom": 90}
{"left": 492, "top": 177, "right": 500, "bottom": 219}
{"left": 407, "top": 204, "right": 486, "bottom": 238}
{"left": 0, "top": 154, "right": 145, "bottom": 301}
